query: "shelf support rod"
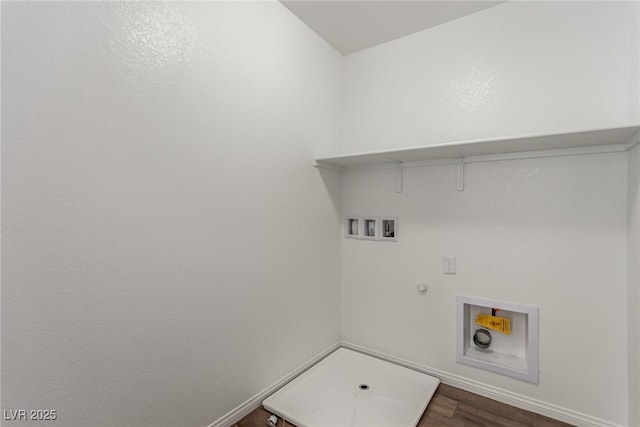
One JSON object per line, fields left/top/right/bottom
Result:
{"left": 457, "top": 159, "right": 464, "bottom": 191}
{"left": 394, "top": 162, "right": 403, "bottom": 193}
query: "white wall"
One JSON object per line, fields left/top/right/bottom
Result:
{"left": 629, "top": 142, "right": 640, "bottom": 426}
{"left": 341, "top": 154, "right": 629, "bottom": 424}
{"left": 1, "top": 2, "right": 342, "bottom": 426}
{"left": 343, "top": 1, "right": 639, "bottom": 154}
{"left": 629, "top": 5, "right": 640, "bottom": 422}
{"left": 3, "top": 1, "right": 639, "bottom": 426}
{"left": 340, "top": 2, "right": 638, "bottom": 425}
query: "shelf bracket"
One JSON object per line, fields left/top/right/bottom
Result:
{"left": 394, "top": 163, "right": 403, "bottom": 193}
{"left": 457, "top": 159, "right": 464, "bottom": 191}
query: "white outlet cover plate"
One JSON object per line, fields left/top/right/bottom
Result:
{"left": 444, "top": 256, "right": 456, "bottom": 274}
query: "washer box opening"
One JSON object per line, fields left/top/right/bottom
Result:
{"left": 457, "top": 296, "right": 539, "bottom": 383}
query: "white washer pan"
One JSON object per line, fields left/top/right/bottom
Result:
{"left": 263, "top": 348, "right": 440, "bottom": 427}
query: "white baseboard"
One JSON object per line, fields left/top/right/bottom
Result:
{"left": 340, "top": 341, "right": 624, "bottom": 427}
{"left": 206, "top": 342, "right": 341, "bottom": 427}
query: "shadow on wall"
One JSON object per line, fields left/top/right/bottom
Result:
{"left": 317, "top": 166, "right": 343, "bottom": 218}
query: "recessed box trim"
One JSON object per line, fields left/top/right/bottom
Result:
{"left": 456, "top": 295, "right": 539, "bottom": 384}
{"left": 379, "top": 217, "right": 398, "bottom": 242}
{"left": 345, "top": 216, "right": 361, "bottom": 239}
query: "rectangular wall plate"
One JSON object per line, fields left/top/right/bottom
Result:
{"left": 345, "top": 216, "right": 361, "bottom": 239}
{"left": 361, "top": 217, "right": 379, "bottom": 240}
{"left": 345, "top": 216, "right": 398, "bottom": 242}
{"left": 379, "top": 217, "right": 398, "bottom": 242}
{"left": 443, "top": 256, "right": 456, "bottom": 274}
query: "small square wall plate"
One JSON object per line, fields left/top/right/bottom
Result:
{"left": 361, "top": 217, "right": 378, "bottom": 240}
{"left": 379, "top": 217, "right": 398, "bottom": 241}
{"left": 345, "top": 217, "right": 361, "bottom": 239}
{"left": 263, "top": 348, "right": 440, "bottom": 427}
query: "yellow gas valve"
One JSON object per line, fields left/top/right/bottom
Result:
{"left": 476, "top": 314, "right": 511, "bottom": 335}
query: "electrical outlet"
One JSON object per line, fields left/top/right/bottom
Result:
{"left": 443, "top": 256, "right": 456, "bottom": 274}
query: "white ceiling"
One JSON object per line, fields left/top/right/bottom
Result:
{"left": 281, "top": 1, "right": 504, "bottom": 55}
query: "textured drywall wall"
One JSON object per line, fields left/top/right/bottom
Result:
{"left": 629, "top": 142, "right": 640, "bottom": 426}
{"left": 629, "top": 20, "right": 640, "bottom": 426}
{"left": 632, "top": 1, "right": 640, "bottom": 123}
{"left": 3, "top": 1, "right": 638, "bottom": 426}
{"left": 1, "top": 2, "right": 342, "bottom": 426}
{"left": 340, "top": 153, "right": 629, "bottom": 424}
{"left": 342, "top": 1, "right": 638, "bottom": 154}
{"left": 338, "top": 3, "right": 637, "bottom": 424}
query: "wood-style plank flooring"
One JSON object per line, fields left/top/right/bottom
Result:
{"left": 234, "top": 384, "right": 574, "bottom": 427}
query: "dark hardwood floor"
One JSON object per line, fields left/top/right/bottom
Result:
{"left": 234, "top": 383, "right": 574, "bottom": 427}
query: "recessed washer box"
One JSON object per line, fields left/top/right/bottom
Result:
{"left": 457, "top": 296, "right": 539, "bottom": 383}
